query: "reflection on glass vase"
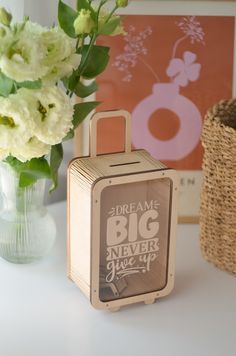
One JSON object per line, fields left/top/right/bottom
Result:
{"left": 0, "top": 162, "right": 56, "bottom": 264}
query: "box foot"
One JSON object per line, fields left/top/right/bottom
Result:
{"left": 144, "top": 299, "right": 155, "bottom": 305}
{"left": 109, "top": 307, "right": 121, "bottom": 312}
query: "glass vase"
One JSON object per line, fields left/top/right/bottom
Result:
{"left": 0, "top": 162, "right": 56, "bottom": 264}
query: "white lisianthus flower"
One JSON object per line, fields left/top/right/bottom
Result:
{"left": 42, "top": 53, "right": 80, "bottom": 85}
{"left": 24, "top": 21, "right": 46, "bottom": 36}
{"left": 0, "top": 26, "right": 12, "bottom": 56}
{"left": 0, "top": 94, "right": 35, "bottom": 149}
{"left": 18, "top": 86, "right": 73, "bottom": 145}
{"left": 0, "top": 147, "right": 9, "bottom": 161}
{"left": 0, "top": 27, "right": 6, "bottom": 38}
{"left": 0, "top": 21, "right": 48, "bottom": 82}
{"left": 42, "top": 27, "right": 77, "bottom": 67}
{"left": 11, "top": 137, "right": 50, "bottom": 162}
{"left": 41, "top": 27, "right": 81, "bottom": 84}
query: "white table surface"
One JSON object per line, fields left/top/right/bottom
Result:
{"left": 0, "top": 201, "right": 235, "bottom": 356}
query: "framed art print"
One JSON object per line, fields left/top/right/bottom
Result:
{"left": 76, "top": 1, "right": 236, "bottom": 222}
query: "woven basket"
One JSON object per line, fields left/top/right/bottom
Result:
{"left": 200, "top": 99, "right": 236, "bottom": 275}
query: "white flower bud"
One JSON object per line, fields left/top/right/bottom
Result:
{"left": 73, "top": 9, "right": 95, "bottom": 35}
{"left": 0, "top": 27, "right": 6, "bottom": 37}
{"left": 116, "top": 0, "right": 128, "bottom": 8}
{"left": 0, "top": 7, "right": 12, "bottom": 26}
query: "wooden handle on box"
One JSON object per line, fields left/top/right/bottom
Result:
{"left": 89, "top": 110, "right": 132, "bottom": 158}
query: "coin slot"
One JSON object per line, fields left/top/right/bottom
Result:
{"left": 110, "top": 161, "right": 140, "bottom": 167}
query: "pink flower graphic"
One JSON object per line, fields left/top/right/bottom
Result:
{"left": 176, "top": 16, "right": 205, "bottom": 45}
{"left": 113, "top": 17, "right": 204, "bottom": 84}
{"left": 166, "top": 51, "right": 201, "bottom": 87}
{"left": 113, "top": 25, "right": 154, "bottom": 82}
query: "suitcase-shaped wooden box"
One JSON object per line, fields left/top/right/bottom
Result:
{"left": 68, "top": 110, "right": 178, "bottom": 311}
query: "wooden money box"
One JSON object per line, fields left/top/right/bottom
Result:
{"left": 67, "top": 110, "right": 178, "bottom": 311}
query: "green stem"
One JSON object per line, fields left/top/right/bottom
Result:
{"left": 70, "top": 34, "right": 87, "bottom": 97}
{"left": 105, "top": 5, "right": 118, "bottom": 24}
{"left": 79, "top": 33, "right": 97, "bottom": 76}
{"left": 95, "top": 0, "right": 108, "bottom": 32}
{"left": 97, "top": 1, "right": 104, "bottom": 19}
{"left": 67, "top": 35, "right": 86, "bottom": 98}
{"left": 76, "top": 37, "right": 80, "bottom": 50}
{"left": 79, "top": 33, "right": 85, "bottom": 51}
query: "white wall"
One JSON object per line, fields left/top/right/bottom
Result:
{"left": 24, "top": 0, "right": 75, "bottom": 26}
{"left": 0, "top": 0, "right": 24, "bottom": 21}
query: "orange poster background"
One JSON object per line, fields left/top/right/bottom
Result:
{"left": 96, "top": 15, "right": 234, "bottom": 170}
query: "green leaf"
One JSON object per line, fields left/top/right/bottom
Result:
{"left": 68, "top": 70, "right": 79, "bottom": 91}
{"left": 19, "top": 158, "right": 51, "bottom": 188}
{"left": 16, "top": 79, "right": 42, "bottom": 89}
{"left": 63, "top": 129, "right": 74, "bottom": 141}
{"left": 0, "top": 72, "right": 14, "bottom": 97}
{"left": 76, "top": 0, "right": 90, "bottom": 11}
{"left": 5, "top": 156, "right": 25, "bottom": 173}
{"left": 74, "top": 80, "right": 98, "bottom": 98}
{"left": 98, "top": 17, "right": 121, "bottom": 36}
{"left": 73, "top": 101, "right": 100, "bottom": 129}
{"left": 63, "top": 102, "right": 99, "bottom": 140}
{"left": 58, "top": 0, "right": 78, "bottom": 38}
{"left": 25, "top": 158, "right": 51, "bottom": 178}
{"left": 19, "top": 172, "right": 38, "bottom": 187}
{"left": 49, "top": 143, "right": 63, "bottom": 192}
{"left": 5, "top": 156, "right": 51, "bottom": 188}
{"left": 80, "top": 45, "right": 110, "bottom": 79}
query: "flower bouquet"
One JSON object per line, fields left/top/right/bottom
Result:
{"left": 0, "top": 0, "right": 127, "bottom": 263}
